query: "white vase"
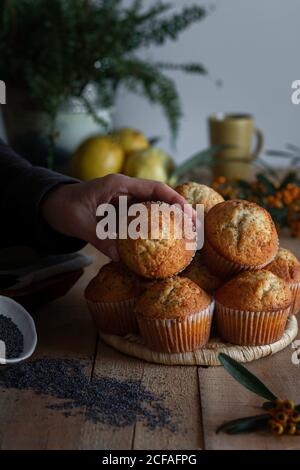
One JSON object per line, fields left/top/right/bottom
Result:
{"left": 55, "top": 106, "right": 113, "bottom": 154}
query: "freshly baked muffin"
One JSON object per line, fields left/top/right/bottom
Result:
{"left": 175, "top": 182, "right": 224, "bottom": 214}
{"left": 203, "top": 200, "right": 279, "bottom": 278}
{"left": 117, "top": 201, "right": 196, "bottom": 279}
{"left": 135, "top": 276, "right": 214, "bottom": 353}
{"left": 180, "top": 251, "right": 222, "bottom": 293}
{"left": 265, "top": 247, "right": 300, "bottom": 315}
{"left": 85, "top": 262, "right": 144, "bottom": 335}
{"left": 215, "top": 270, "right": 292, "bottom": 345}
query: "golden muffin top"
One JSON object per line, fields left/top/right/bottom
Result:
{"left": 85, "top": 262, "right": 145, "bottom": 302}
{"left": 265, "top": 247, "right": 300, "bottom": 283}
{"left": 135, "top": 276, "right": 212, "bottom": 321}
{"left": 175, "top": 182, "right": 224, "bottom": 214}
{"left": 180, "top": 251, "right": 222, "bottom": 292}
{"left": 215, "top": 270, "right": 292, "bottom": 312}
{"left": 204, "top": 200, "right": 279, "bottom": 266}
{"left": 117, "top": 201, "right": 196, "bottom": 279}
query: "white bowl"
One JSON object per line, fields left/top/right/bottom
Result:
{"left": 0, "top": 296, "right": 37, "bottom": 364}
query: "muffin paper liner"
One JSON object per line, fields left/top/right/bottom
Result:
{"left": 216, "top": 302, "right": 290, "bottom": 345}
{"left": 202, "top": 238, "right": 278, "bottom": 279}
{"left": 87, "top": 298, "right": 139, "bottom": 335}
{"left": 137, "top": 300, "right": 215, "bottom": 353}
{"left": 289, "top": 281, "right": 300, "bottom": 316}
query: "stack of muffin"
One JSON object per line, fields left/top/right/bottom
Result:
{"left": 85, "top": 184, "right": 300, "bottom": 354}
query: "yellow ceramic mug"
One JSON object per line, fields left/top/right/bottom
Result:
{"left": 209, "top": 113, "right": 264, "bottom": 181}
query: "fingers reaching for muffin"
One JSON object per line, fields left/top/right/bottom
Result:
{"left": 85, "top": 189, "right": 300, "bottom": 353}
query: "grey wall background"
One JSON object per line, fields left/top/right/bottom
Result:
{"left": 1, "top": 0, "right": 299, "bottom": 166}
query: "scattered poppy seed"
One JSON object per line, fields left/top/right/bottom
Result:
{"left": 0, "top": 314, "right": 24, "bottom": 359}
{"left": 0, "top": 357, "right": 175, "bottom": 430}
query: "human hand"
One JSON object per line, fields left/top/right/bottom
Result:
{"left": 40, "top": 173, "right": 192, "bottom": 261}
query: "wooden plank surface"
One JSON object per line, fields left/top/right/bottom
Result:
{"left": 0, "top": 237, "right": 299, "bottom": 450}
{"left": 133, "top": 364, "right": 203, "bottom": 450}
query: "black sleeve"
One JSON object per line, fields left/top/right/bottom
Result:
{"left": 0, "top": 139, "right": 86, "bottom": 254}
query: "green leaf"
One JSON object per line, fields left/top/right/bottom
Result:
{"left": 237, "top": 180, "right": 252, "bottom": 190}
{"left": 143, "top": 6, "right": 207, "bottom": 46}
{"left": 254, "top": 159, "right": 279, "bottom": 180}
{"left": 262, "top": 401, "right": 275, "bottom": 411}
{"left": 266, "top": 150, "right": 296, "bottom": 158}
{"left": 216, "top": 414, "right": 269, "bottom": 434}
{"left": 137, "top": 2, "right": 172, "bottom": 23}
{"left": 170, "top": 145, "right": 228, "bottom": 178}
{"left": 82, "top": 96, "right": 110, "bottom": 130}
{"left": 218, "top": 353, "right": 277, "bottom": 401}
{"left": 267, "top": 207, "right": 288, "bottom": 227}
{"left": 279, "top": 171, "right": 298, "bottom": 190}
{"left": 286, "top": 143, "right": 300, "bottom": 155}
{"left": 156, "top": 61, "right": 207, "bottom": 75}
{"left": 256, "top": 173, "right": 276, "bottom": 195}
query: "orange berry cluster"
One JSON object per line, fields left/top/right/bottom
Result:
{"left": 211, "top": 176, "right": 239, "bottom": 199}
{"left": 265, "top": 184, "right": 300, "bottom": 208}
{"left": 268, "top": 399, "right": 300, "bottom": 436}
{"left": 212, "top": 176, "right": 300, "bottom": 238}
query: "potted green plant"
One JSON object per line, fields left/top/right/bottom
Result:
{"left": 0, "top": 0, "right": 209, "bottom": 168}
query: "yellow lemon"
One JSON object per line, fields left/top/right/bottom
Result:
{"left": 112, "top": 128, "right": 149, "bottom": 155}
{"left": 135, "top": 164, "right": 168, "bottom": 182}
{"left": 124, "top": 147, "right": 172, "bottom": 183}
{"left": 71, "top": 136, "right": 124, "bottom": 180}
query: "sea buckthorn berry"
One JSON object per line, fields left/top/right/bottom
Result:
{"left": 269, "top": 420, "right": 284, "bottom": 436}
{"left": 289, "top": 411, "right": 300, "bottom": 423}
{"left": 274, "top": 399, "right": 284, "bottom": 411}
{"left": 282, "top": 400, "right": 295, "bottom": 414}
{"left": 286, "top": 422, "right": 296, "bottom": 435}
{"left": 274, "top": 412, "right": 288, "bottom": 425}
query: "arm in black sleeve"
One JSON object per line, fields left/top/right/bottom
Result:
{"left": 0, "top": 139, "right": 86, "bottom": 254}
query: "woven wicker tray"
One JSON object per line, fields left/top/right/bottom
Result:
{"left": 99, "top": 315, "right": 298, "bottom": 366}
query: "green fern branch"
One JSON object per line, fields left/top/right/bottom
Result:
{"left": 0, "top": 0, "right": 211, "bottom": 145}
{"left": 156, "top": 62, "right": 207, "bottom": 75}
{"left": 141, "top": 5, "right": 207, "bottom": 46}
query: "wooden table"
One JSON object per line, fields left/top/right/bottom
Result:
{"left": 0, "top": 238, "right": 299, "bottom": 450}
